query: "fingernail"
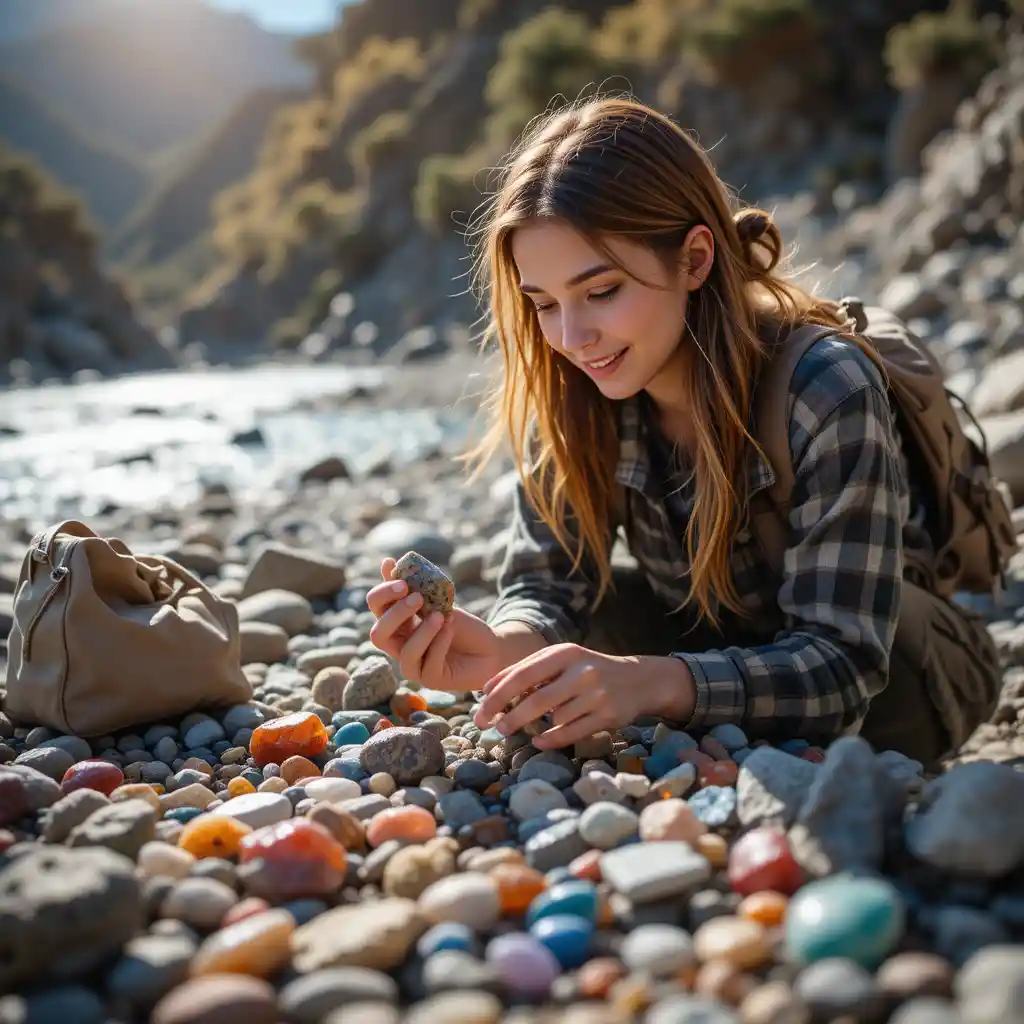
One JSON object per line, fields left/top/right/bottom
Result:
{"left": 405, "top": 594, "right": 420, "bottom": 606}
{"left": 496, "top": 720, "right": 510, "bottom": 736}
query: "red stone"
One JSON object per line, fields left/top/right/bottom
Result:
{"left": 679, "top": 749, "right": 718, "bottom": 772}
{"left": 249, "top": 712, "right": 329, "bottom": 767}
{"left": 800, "top": 748, "right": 827, "bottom": 763}
{"left": 699, "top": 736, "right": 732, "bottom": 761}
{"left": 238, "top": 818, "right": 347, "bottom": 900}
{"left": 728, "top": 827, "right": 804, "bottom": 896}
{"left": 373, "top": 718, "right": 395, "bottom": 733}
{"left": 60, "top": 759, "right": 125, "bottom": 797}
{"left": 699, "top": 761, "right": 738, "bottom": 788}
{"left": 0, "top": 775, "right": 30, "bottom": 827}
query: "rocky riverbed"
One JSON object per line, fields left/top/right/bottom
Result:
{"left": 1, "top": 344, "right": 1024, "bottom": 1022}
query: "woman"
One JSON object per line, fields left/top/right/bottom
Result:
{"left": 367, "top": 96, "right": 1002, "bottom": 766}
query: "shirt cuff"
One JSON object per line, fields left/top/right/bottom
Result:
{"left": 671, "top": 649, "right": 747, "bottom": 732}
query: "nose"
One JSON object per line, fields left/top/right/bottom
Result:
{"left": 559, "top": 309, "right": 598, "bottom": 354}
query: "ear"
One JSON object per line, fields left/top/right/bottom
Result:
{"left": 679, "top": 224, "right": 715, "bottom": 291}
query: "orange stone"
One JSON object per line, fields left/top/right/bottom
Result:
{"left": 228, "top": 777, "right": 257, "bottom": 798}
{"left": 489, "top": 863, "right": 546, "bottom": 915}
{"left": 239, "top": 818, "right": 346, "bottom": 871}
{"left": 390, "top": 692, "right": 428, "bottom": 720}
{"left": 280, "top": 756, "right": 321, "bottom": 786}
{"left": 373, "top": 718, "right": 395, "bottom": 733}
{"left": 577, "top": 958, "right": 627, "bottom": 999}
{"left": 222, "top": 897, "right": 272, "bottom": 927}
{"left": 179, "top": 815, "right": 253, "bottom": 860}
{"left": 700, "top": 761, "right": 739, "bottom": 788}
{"left": 190, "top": 908, "right": 295, "bottom": 978}
{"left": 738, "top": 890, "right": 789, "bottom": 927}
{"left": 365, "top": 805, "right": 437, "bottom": 848}
{"left": 679, "top": 749, "right": 718, "bottom": 772}
{"left": 568, "top": 848, "right": 603, "bottom": 882}
{"left": 249, "top": 712, "right": 329, "bottom": 767}
{"left": 695, "top": 833, "right": 729, "bottom": 868}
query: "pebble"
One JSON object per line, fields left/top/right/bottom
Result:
{"left": 419, "top": 872, "right": 501, "bottom": 930}
{"left": 620, "top": 924, "right": 696, "bottom": 977}
{"left": 160, "top": 877, "right": 238, "bottom": 930}
{"left": 40, "top": 788, "right": 109, "bottom": 842}
{"left": 304, "top": 776, "right": 362, "bottom": 803}
{"left": 793, "top": 957, "right": 885, "bottom": 1022}
{"left": 359, "top": 727, "right": 445, "bottom": 784}
{"left": 530, "top": 913, "right": 594, "bottom": 969}
{"left": 344, "top": 656, "right": 400, "bottom": 711}
{"left": 485, "top": 932, "right": 560, "bottom": 997}
{"left": 139, "top": 842, "right": 197, "bottom": 880}
{"left": 190, "top": 908, "right": 295, "bottom": 976}
{"left": 601, "top": 841, "right": 711, "bottom": 902}
{"left": 639, "top": 797, "right": 707, "bottom": 843}
{"left": 509, "top": 778, "right": 569, "bottom": 821}
{"left": 151, "top": 974, "right": 278, "bottom": 1024}
{"left": 209, "top": 791, "right": 292, "bottom": 829}
{"left": 527, "top": 879, "right": 599, "bottom": 926}
{"left": 579, "top": 801, "right": 639, "bottom": 849}
{"left": 693, "top": 915, "right": 773, "bottom": 969}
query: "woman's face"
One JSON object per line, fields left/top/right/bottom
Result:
{"left": 511, "top": 218, "right": 713, "bottom": 403}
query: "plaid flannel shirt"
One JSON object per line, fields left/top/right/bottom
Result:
{"left": 486, "top": 335, "right": 934, "bottom": 744}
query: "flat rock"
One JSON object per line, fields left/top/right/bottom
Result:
{"left": 67, "top": 798, "right": 158, "bottom": 859}
{"left": 42, "top": 788, "right": 110, "bottom": 843}
{"left": 239, "top": 621, "right": 289, "bottom": 664}
{"left": 0, "top": 845, "right": 143, "bottom": 989}
{"left": 237, "top": 589, "right": 314, "bottom": 637}
{"left": 209, "top": 792, "right": 292, "bottom": 830}
{"left": 292, "top": 898, "right": 426, "bottom": 972}
{"left": 243, "top": 542, "right": 346, "bottom": 600}
{"left": 601, "top": 842, "right": 712, "bottom": 903}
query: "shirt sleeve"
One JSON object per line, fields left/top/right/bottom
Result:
{"left": 486, "top": 473, "right": 612, "bottom": 645}
{"left": 674, "top": 347, "right": 906, "bottom": 745}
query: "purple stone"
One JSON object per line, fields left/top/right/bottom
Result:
{"left": 485, "top": 932, "right": 561, "bottom": 995}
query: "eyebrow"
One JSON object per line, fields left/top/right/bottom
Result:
{"left": 520, "top": 263, "right": 614, "bottom": 294}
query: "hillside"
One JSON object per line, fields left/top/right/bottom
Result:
{"left": 0, "top": 72, "right": 149, "bottom": 229}
{"left": 0, "top": 0, "right": 312, "bottom": 161}
{"left": 111, "top": 86, "right": 303, "bottom": 268}
{"left": 181, "top": 0, "right": 990, "bottom": 354}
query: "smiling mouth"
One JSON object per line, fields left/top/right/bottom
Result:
{"left": 584, "top": 348, "right": 626, "bottom": 369}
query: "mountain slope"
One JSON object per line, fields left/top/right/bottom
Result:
{"left": 0, "top": 72, "right": 148, "bottom": 228}
{"left": 0, "top": 0, "right": 312, "bottom": 160}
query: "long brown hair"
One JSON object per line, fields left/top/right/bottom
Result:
{"left": 462, "top": 95, "right": 859, "bottom": 626}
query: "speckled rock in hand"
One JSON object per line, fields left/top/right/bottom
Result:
{"left": 0, "top": 845, "right": 143, "bottom": 989}
{"left": 359, "top": 727, "right": 445, "bottom": 785}
{"left": 344, "top": 656, "right": 400, "bottom": 711}
{"left": 391, "top": 551, "right": 455, "bottom": 618}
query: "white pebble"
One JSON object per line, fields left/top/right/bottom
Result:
{"left": 137, "top": 842, "right": 195, "bottom": 880}
{"left": 304, "top": 777, "right": 362, "bottom": 804}
{"left": 368, "top": 772, "right": 397, "bottom": 797}
{"left": 579, "top": 801, "right": 640, "bottom": 850}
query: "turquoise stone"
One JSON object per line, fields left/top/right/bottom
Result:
{"left": 530, "top": 913, "right": 594, "bottom": 968}
{"left": 419, "top": 688, "right": 457, "bottom": 710}
{"left": 525, "top": 879, "right": 599, "bottom": 927}
{"left": 334, "top": 722, "right": 370, "bottom": 746}
{"left": 163, "top": 807, "right": 205, "bottom": 824}
{"left": 785, "top": 874, "right": 905, "bottom": 968}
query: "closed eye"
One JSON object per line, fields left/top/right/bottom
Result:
{"left": 532, "top": 284, "right": 620, "bottom": 315}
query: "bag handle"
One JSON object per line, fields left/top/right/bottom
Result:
{"left": 31, "top": 520, "right": 97, "bottom": 568}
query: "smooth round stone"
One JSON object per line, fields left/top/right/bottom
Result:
{"left": 530, "top": 913, "right": 594, "bottom": 969}
{"left": 479, "top": 728, "right": 504, "bottom": 754}
{"left": 209, "top": 792, "right": 292, "bottom": 830}
{"left": 889, "top": 997, "right": 962, "bottom": 1024}
{"left": 688, "top": 786, "right": 738, "bottom": 828}
{"left": 694, "top": 916, "right": 772, "bottom": 969}
{"left": 404, "top": 991, "right": 502, "bottom": 1024}
{"left": 335, "top": 722, "right": 371, "bottom": 746}
{"left": 359, "top": 727, "right": 445, "bottom": 785}
{"left": 793, "top": 957, "right": 885, "bottom": 1021}
{"left": 877, "top": 951, "right": 954, "bottom": 1001}
{"left": 419, "top": 689, "right": 457, "bottom": 711}
{"left": 639, "top": 798, "right": 707, "bottom": 843}
{"left": 305, "top": 777, "right": 362, "bottom": 804}
{"left": 138, "top": 842, "right": 196, "bottom": 880}
{"left": 191, "top": 908, "right": 295, "bottom": 976}
{"left": 368, "top": 773, "right": 396, "bottom": 797}
{"left": 509, "top": 779, "right": 568, "bottom": 822}
{"left": 621, "top": 924, "right": 696, "bottom": 977}
{"left": 184, "top": 720, "right": 226, "bottom": 749}
{"left": 579, "top": 801, "right": 639, "bottom": 850}
{"left": 453, "top": 759, "right": 498, "bottom": 792}
{"left": 165, "top": 807, "right": 205, "bottom": 825}
{"left": 324, "top": 759, "right": 368, "bottom": 782}
{"left": 524, "top": 818, "right": 589, "bottom": 872}
{"left": 645, "top": 995, "right": 738, "bottom": 1024}
{"left": 526, "top": 880, "right": 599, "bottom": 927}
{"left": 417, "top": 922, "right": 477, "bottom": 958}
{"left": 485, "top": 932, "right": 561, "bottom": 997}
{"left": 419, "top": 872, "right": 502, "bottom": 930}
{"left": 278, "top": 967, "right": 399, "bottom": 1019}
{"left": 160, "top": 877, "right": 238, "bottom": 930}
{"left": 786, "top": 875, "right": 905, "bottom": 968}
{"left": 707, "top": 724, "right": 748, "bottom": 752}
{"left": 151, "top": 975, "right": 277, "bottom": 1024}
{"left": 22, "top": 986, "right": 106, "bottom": 1024}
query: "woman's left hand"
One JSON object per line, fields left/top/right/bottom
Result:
{"left": 473, "top": 643, "right": 667, "bottom": 749}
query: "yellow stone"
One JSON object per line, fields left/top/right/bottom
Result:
{"left": 191, "top": 908, "right": 295, "bottom": 977}
{"left": 258, "top": 776, "right": 289, "bottom": 794}
{"left": 695, "top": 833, "right": 729, "bottom": 868}
{"left": 110, "top": 784, "right": 162, "bottom": 812}
{"left": 693, "top": 916, "right": 773, "bottom": 970}
{"left": 228, "top": 777, "right": 257, "bottom": 798}
{"left": 160, "top": 783, "right": 217, "bottom": 811}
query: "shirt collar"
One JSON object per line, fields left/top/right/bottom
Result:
{"left": 614, "top": 392, "right": 775, "bottom": 501}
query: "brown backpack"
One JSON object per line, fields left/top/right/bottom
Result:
{"left": 750, "top": 297, "right": 1019, "bottom": 598}
{"left": 5, "top": 520, "right": 253, "bottom": 736}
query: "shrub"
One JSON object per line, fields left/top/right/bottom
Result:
{"left": 351, "top": 109, "right": 413, "bottom": 179}
{"left": 332, "top": 37, "right": 426, "bottom": 120}
{"left": 414, "top": 149, "right": 488, "bottom": 234}
{"left": 484, "top": 7, "right": 622, "bottom": 146}
{"left": 884, "top": 6, "right": 1000, "bottom": 90}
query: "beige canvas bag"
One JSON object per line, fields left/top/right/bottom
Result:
{"left": 4, "top": 520, "right": 252, "bottom": 736}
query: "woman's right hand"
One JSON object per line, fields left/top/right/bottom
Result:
{"left": 367, "top": 557, "right": 502, "bottom": 693}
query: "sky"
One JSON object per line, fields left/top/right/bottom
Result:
{"left": 208, "top": 0, "right": 345, "bottom": 34}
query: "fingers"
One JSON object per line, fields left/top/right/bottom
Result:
{"left": 533, "top": 711, "right": 608, "bottom": 750}
{"left": 477, "top": 645, "right": 580, "bottom": 723}
{"left": 485, "top": 662, "right": 594, "bottom": 736}
{"left": 368, "top": 591, "right": 423, "bottom": 657}
{"left": 367, "top": 577, "right": 409, "bottom": 617}
{"left": 381, "top": 557, "right": 397, "bottom": 580}
{"left": 550, "top": 688, "right": 600, "bottom": 728}
{"left": 420, "top": 615, "right": 455, "bottom": 687}
{"left": 398, "top": 611, "right": 445, "bottom": 682}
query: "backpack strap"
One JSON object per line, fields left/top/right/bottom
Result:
{"left": 748, "top": 323, "right": 842, "bottom": 573}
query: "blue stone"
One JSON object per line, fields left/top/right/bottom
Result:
{"left": 644, "top": 750, "right": 680, "bottom": 780}
{"left": 731, "top": 747, "right": 754, "bottom": 765}
{"left": 652, "top": 729, "right": 698, "bottom": 757}
{"left": 419, "top": 688, "right": 457, "bottom": 710}
{"left": 324, "top": 758, "right": 367, "bottom": 782}
{"left": 417, "top": 922, "right": 477, "bottom": 958}
{"left": 779, "top": 738, "right": 810, "bottom": 755}
{"left": 526, "top": 880, "right": 599, "bottom": 927}
{"left": 335, "top": 722, "right": 370, "bottom": 746}
{"left": 688, "top": 786, "right": 738, "bottom": 828}
{"left": 282, "top": 899, "right": 327, "bottom": 925}
{"left": 284, "top": 786, "right": 307, "bottom": 808}
{"left": 707, "top": 724, "right": 748, "bottom": 752}
{"left": 241, "top": 769, "right": 263, "bottom": 787}
{"left": 530, "top": 913, "right": 594, "bottom": 969}
{"left": 163, "top": 807, "right": 205, "bottom": 824}
{"left": 785, "top": 875, "right": 905, "bottom": 968}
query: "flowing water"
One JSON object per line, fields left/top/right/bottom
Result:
{"left": 0, "top": 363, "right": 477, "bottom": 526}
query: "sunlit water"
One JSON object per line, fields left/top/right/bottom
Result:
{"left": 0, "top": 364, "right": 476, "bottom": 526}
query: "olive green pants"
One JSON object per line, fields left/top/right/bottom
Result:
{"left": 585, "top": 565, "right": 1001, "bottom": 767}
